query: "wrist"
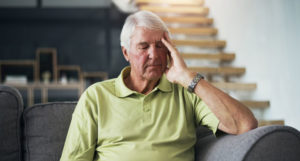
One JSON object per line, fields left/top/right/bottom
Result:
{"left": 176, "top": 70, "right": 196, "bottom": 88}
{"left": 187, "top": 72, "right": 204, "bottom": 93}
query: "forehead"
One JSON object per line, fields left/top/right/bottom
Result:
{"left": 131, "top": 27, "right": 164, "bottom": 44}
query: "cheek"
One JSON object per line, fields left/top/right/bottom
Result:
{"left": 130, "top": 54, "right": 148, "bottom": 68}
{"left": 138, "top": 55, "right": 148, "bottom": 65}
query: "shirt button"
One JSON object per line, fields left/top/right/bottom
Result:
{"left": 143, "top": 108, "right": 150, "bottom": 112}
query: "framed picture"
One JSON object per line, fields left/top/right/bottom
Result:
{"left": 36, "top": 48, "right": 57, "bottom": 83}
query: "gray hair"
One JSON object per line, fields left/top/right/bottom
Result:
{"left": 120, "top": 10, "right": 170, "bottom": 50}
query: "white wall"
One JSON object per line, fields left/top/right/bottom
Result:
{"left": 206, "top": 0, "right": 300, "bottom": 129}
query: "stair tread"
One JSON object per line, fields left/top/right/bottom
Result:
{"left": 181, "top": 53, "right": 235, "bottom": 61}
{"left": 212, "top": 82, "right": 257, "bottom": 90}
{"left": 169, "top": 27, "right": 218, "bottom": 35}
{"left": 140, "top": 6, "right": 209, "bottom": 15}
{"left": 241, "top": 100, "right": 270, "bottom": 109}
{"left": 258, "top": 120, "right": 285, "bottom": 126}
{"left": 136, "top": 0, "right": 204, "bottom": 5}
{"left": 161, "top": 16, "right": 213, "bottom": 25}
{"left": 173, "top": 39, "right": 226, "bottom": 48}
{"left": 188, "top": 67, "right": 245, "bottom": 75}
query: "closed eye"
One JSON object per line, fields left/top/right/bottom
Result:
{"left": 137, "top": 42, "right": 149, "bottom": 50}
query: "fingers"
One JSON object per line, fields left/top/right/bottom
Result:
{"left": 161, "top": 38, "right": 175, "bottom": 53}
{"left": 161, "top": 36, "right": 180, "bottom": 63}
{"left": 162, "top": 38, "right": 176, "bottom": 66}
{"left": 164, "top": 32, "right": 172, "bottom": 42}
{"left": 162, "top": 32, "right": 174, "bottom": 49}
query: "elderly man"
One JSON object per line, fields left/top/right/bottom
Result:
{"left": 60, "top": 11, "right": 257, "bottom": 161}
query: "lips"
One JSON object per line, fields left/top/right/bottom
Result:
{"left": 149, "top": 64, "right": 161, "bottom": 66}
{"left": 145, "top": 62, "right": 162, "bottom": 67}
{"left": 147, "top": 64, "right": 161, "bottom": 67}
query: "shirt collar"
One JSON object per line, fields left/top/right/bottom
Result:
{"left": 115, "top": 66, "right": 172, "bottom": 97}
{"left": 156, "top": 74, "right": 172, "bottom": 92}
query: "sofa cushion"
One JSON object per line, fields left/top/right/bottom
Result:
{"left": 0, "top": 85, "right": 23, "bottom": 161}
{"left": 195, "top": 125, "right": 300, "bottom": 161}
{"left": 23, "top": 102, "right": 76, "bottom": 161}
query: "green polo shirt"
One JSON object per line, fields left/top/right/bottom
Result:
{"left": 60, "top": 67, "right": 219, "bottom": 161}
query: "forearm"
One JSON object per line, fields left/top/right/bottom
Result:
{"left": 180, "top": 71, "right": 258, "bottom": 134}
{"left": 161, "top": 35, "right": 257, "bottom": 134}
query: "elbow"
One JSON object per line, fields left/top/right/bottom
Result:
{"left": 237, "top": 118, "right": 258, "bottom": 134}
{"left": 246, "top": 118, "right": 258, "bottom": 131}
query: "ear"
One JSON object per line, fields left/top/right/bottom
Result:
{"left": 121, "top": 46, "right": 129, "bottom": 62}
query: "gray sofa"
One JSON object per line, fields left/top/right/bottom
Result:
{"left": 1, "top": 85, "right": 300, "bottom": 161}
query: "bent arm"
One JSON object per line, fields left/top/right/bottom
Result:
{"left": 182, "top": 72, "right": 258, "bottom": 134}
{"left": 161, "top": 34, "right": 257, "bottom": 135}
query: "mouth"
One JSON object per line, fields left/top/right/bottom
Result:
{"left": 148, "top": 64, "right": 161, "bottom": 66}
{"left": 146, "top": 64, "right": 162, "bottom": 68}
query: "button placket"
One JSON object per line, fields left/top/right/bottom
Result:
{"left": 142, "top": 95, "right": 152, "bottom": 123}
{"left": 143, "top": 96, "right": 151, "bottom": 112}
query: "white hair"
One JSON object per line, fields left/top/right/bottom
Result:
{"left": 120, "top": 10, "right": 170, "bottom": 50}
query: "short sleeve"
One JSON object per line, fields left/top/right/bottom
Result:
{"left": 194, "top": 99, "right": 220, "bottom": 134}
{"left": 60, "top": 89, "right": 98, "bottom": 161}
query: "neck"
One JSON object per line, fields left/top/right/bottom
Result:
{"left": 124, "top": 72, "right": 160, "bottom": 95}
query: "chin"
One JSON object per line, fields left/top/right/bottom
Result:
{"left": 143, "top": 66, "right": 166, "bottom": 80}
{"left": 145, "top": 72, "right": 163, "bottom": 80}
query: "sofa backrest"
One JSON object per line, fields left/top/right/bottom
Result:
{"left": 23, "top": 102, "right": 76, "bottom": 161}
{"left": 0, "top": 85, "right": 23, "bottom": 161}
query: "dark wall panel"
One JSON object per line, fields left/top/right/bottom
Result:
{"left": 0, "top": 6, "right": 129, "bottom": 78}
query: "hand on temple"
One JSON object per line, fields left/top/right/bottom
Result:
{"left": 161, "top": 32, "right": 194, "bottom": 88}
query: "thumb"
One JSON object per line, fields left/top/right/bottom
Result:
{"left": 164, "top": 67, "right": 170, "bottom": 75}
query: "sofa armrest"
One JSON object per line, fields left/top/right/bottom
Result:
{"left": 0, "top": 85, "right": 23, "bottom": 161}
{"left": 195, "top": 125, "right": 300, "bottom": 161}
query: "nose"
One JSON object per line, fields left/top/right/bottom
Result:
{"left": 148, "top": 45, "right": 159, "bottom": 59}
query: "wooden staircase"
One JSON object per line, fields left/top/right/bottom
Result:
{"left": 135, "top": 0, "right": 283, "bottom": 126}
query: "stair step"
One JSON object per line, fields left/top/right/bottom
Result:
{"left": 188, "top": 67, "right": 246, "bottom": 75}
{"left": 139, "top": 6, "right": 209, "bottom": 15}
{"left": 258, "top": 120, "right": 284, "bottom": 126}
{"left": 212, "top": 82, "right": 257, "bottom": 91}
{"left": 169, "top": 27, "right": 218, "bottom": 36}
{"left": 161, "top": 16, "right": 213, "bottom": 25}
{"left": 136, "top": 0, "right": 204, "bottom": 5}
{"left": 173, "top": 39, "right": 226, "bottom": 48}
{"left": 181, "top": 53, "right": 235, "bottom": 61}
{"left": 241, "top": 100, "right": 270, "bottom": 109}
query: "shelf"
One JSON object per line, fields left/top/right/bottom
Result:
{"left": 4, "top": 82, "right": 84, "bottom": 107}
{"left": 0, "top": 60, "right": 37, "bottom": 83}
{"left": 57, "top": 65, "right": 82, "bottom": 83}
{"left": 36, "top": 48, "right": 58, "bottom": 83}
{"left": 81, "top": 71, "right": 108, "bottom": 87}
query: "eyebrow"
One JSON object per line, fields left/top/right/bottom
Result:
{"left": 137, "top": 42, "right": 149, "bottom": 46}
{"left": 137, "top": 41, "right": 163, "bottom": 45}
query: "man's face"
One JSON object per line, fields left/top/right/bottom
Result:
{"left": 123, "top": 27, "right": 168, "bottom": 81}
